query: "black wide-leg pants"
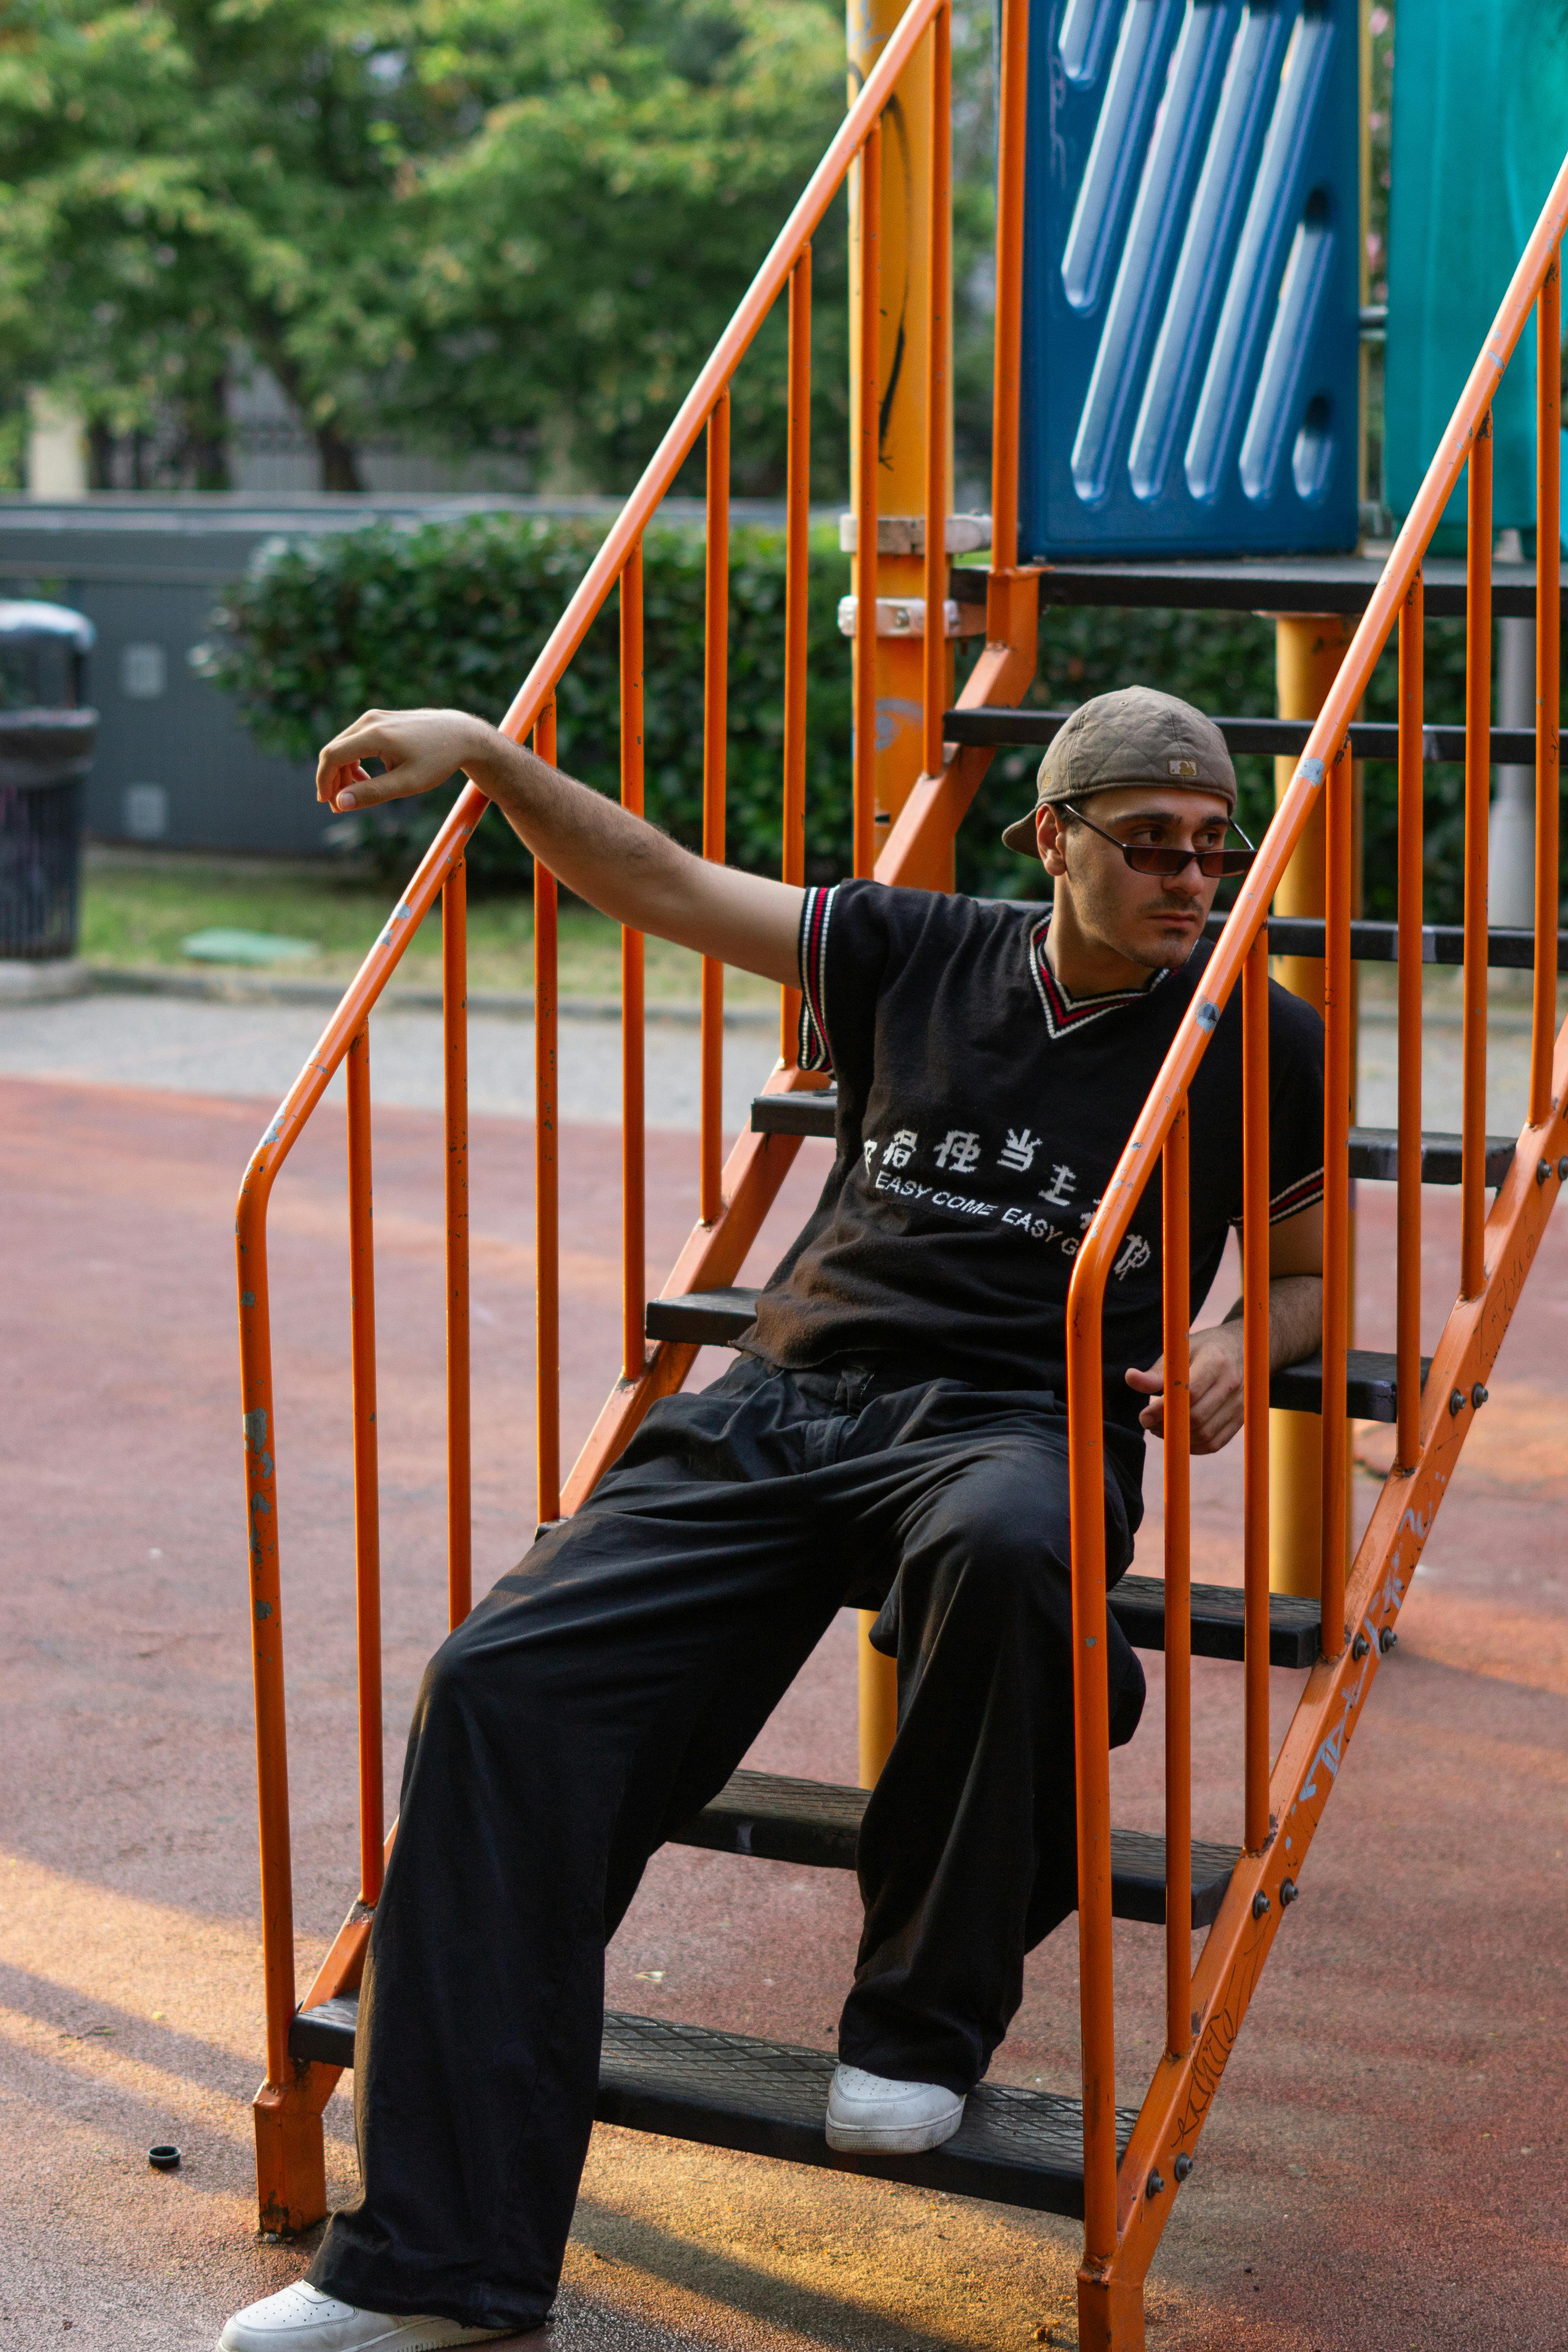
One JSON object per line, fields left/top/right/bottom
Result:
{"left": 310, "top": 1356, "right": 1146, "bottom": 2331}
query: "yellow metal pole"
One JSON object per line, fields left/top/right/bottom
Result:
{"left": 1270, "top": 615, "right": 1360, "bottom": 1599}
{"left": 848, "top": 0, "right": 954, "bottom": 859}
{"left": 848, "top": 0, "right": 950, "bottom": 1779}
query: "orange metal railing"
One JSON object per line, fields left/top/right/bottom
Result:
{"left": 1064, "top": 157, "right": 1568, "bottom": 2342}
{"left": 236, "top": 0, "right": 1564, "bottom": 2334}
{"left": 235, "top": 0, "right": 1045, "bottom": 2229}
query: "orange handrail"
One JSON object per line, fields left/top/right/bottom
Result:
{"left": 1159, "top": 1099, "right": 1191, "bottom": 2065}
{"left": 235, "top": 5, "right": 1566, "bottom": 2333}
{"left": 921, "top": 1, "right": 952, "bottom": 781}
{"left": 1461, "top": 417, "right": 1494, "bottom": 1299}
{"left": 988, "top": 0, "right": 1027, "bottom": 580}
{"left": 1532, "top": 256, "right": 1562, "bottom": 1127}
{"left": 701, "top": 397, "right": 730, "bottom": 1227}
{"left": 533, "top": 702, "right": 560, "bottom": 1525}
{"left": 233, "top": 0, "right": 947, "bottom": 2120}
{"left": 853, "top": 116, "right": 882, "bottom": 880}
{"left": 621, "top": 545, "right": 646, "bottom": 1383}
{"left": 1394, "top": 573, "right": 1424, "bottom": 1474}
{"left": 1065, "top": 142, "right": 1568, "bottom": 2278}
{"left": 345, "top": 1027, "right": 383, "bottom": 1905}
{"left": 1240, "top": 931, "right": 1270, "bottom": 1854}
{"left": 442, "top": 861, "right": 472, "bottom": 1628}
{"left": 780, "top": 249, "right": 812, "bottom": 1067}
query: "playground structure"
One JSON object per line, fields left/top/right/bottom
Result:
{"left": 233, "top": 4, "right": 1568, "bottom": 2347}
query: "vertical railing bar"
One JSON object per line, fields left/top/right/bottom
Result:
{"left": 442, "top": 860, "right": 472, "bottom": 1629}
{"left": 781, "top": 250, "right": 813, "bottom": 1067}
{"left": 1069, "top": 1334, "right": 1116, "bottom": 2264}
{"left": 240, "top": 1246, "right": 295, "bottom": 2083}
{"left": 1319, "top": 735, "right": 1353, "bottom": 1657}
{"left": 1532, "top": 253, "right": 1562, "bottom": 1130}
{"left": 1395, "top": 575, "right": 1425, "bottom": 1468}
{"left": 534, "top": 701, "right": 561, "bottom": 1525}
{"left": 621, "top": 542, "right": 647, "bottom": 1381}
{"left": 1162, "top": 1094, "right": 1192, "bottom": 2060}
{"left": 989, "top": 0, "right": 1028, "bottom": 575}
{"left": 922, "top": 5, "right": 952, "bottom": 781}
{"left": 345, "top": 1025, "right": 384, "bottom": 1904}
{"left": 853, "top": 117, "right": 882, "bottom": 879}
{"left": 1241, "top": 932, "right": 1272, "bottom": 1840}
{"left": 701, "top": 394, "right": 731, "bottom": 1227}
{"left": 1461, "top": 417, "right": 1494, "bottom": 1299}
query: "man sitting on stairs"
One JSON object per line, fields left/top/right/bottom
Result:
{"left": 222, "top": 686, "right": 1323, "bottom": 2352}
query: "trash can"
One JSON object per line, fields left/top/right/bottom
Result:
{"left": 0, "top": 601, "right": 98, "bottom": 966}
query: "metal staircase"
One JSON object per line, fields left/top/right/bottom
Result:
{"left": 233, "top": 5, "right": 1568, "bottom": 2344}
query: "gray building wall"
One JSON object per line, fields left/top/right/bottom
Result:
{"left": 0, "top": 492, "right": 691, "bottom": 857}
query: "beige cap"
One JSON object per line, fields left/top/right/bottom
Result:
{"left": 1001, "top": 684, "right": 1236, "bottom": 854}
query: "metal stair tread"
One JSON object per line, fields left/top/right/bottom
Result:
{"left": 288, "top": 1998, "right": 1134, "bottom": 2217}
{"left": 672, "top": 1766, "right": 1241, "bottom": 1927}
{"left": 644, "top": 1286, "right": 1429, "bottom": 1421}
{"left": 1109, "top": 1573, "right": 1319, "bottom": 1668}
{"left": 1022, "top": 553, "right": 1552, "bottom": 620}
{"left": 749, "top": 1090, "right": 1515, "bottom": 1186}
{"left": 942, "top": 705, "right": 1543, "bottom": 766}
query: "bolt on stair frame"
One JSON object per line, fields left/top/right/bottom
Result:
{"left": 232, "top": 7, "right": 1568, "bottom": 2347}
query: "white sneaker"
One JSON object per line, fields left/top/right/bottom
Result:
{"left": 824, "top": 2062, "right": 965, "bottom": 2154}
{"left": 218, "top": 2279, "right": 513, "bottom": 2351}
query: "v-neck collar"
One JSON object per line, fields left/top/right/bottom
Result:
{"left": 1027, "top": 915, "right": 1169, "bottom": 1041}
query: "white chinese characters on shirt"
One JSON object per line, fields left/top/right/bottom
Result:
{"left": 934, "top": 1129, "right": 982, "bottom": 1173}
{"left": 862, "top": 1134, "right": 1152, "bottom": 1280}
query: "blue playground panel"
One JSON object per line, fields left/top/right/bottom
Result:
{"left": 1018, "top": 0, "right": 1361, "bottom": 562}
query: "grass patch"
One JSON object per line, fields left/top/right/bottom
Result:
{"left": 79, "top": 851, "right": 775, "bottom": 1005}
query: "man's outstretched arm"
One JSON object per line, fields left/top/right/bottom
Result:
{"left": 317, "top": 706, "right": 805, "bottom": 987}
{"left": 1125, "top": 1202, "right": 1323, "bottom": 1455}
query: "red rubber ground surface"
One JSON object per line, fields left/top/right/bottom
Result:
{"left": 2, "top": 1073, "right": 1564, "bottom": 2351}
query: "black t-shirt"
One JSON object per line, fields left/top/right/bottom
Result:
{"left": 744, "top": 880, "right": 1323, "bottom": 1452}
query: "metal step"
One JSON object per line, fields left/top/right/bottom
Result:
{"left": 946, "top": 705, "right": 1542, "bottom": 768}
{"left": 1024, "top": 552, "right": 1550, "bottom": 621}
{"left": 1109, "top": 1572, "right": 1319, "bottom": 1669}
{"left": 672, "top": 1767, "right": 1240, "bottom": 1928}
{"left": 643, "top": 1287, "right": 1428, "bottom": 1423}
{"left": 1343, "top": 1127, "right": 1515, "bottom": 1187}
{"left": 1269, "top": 1346, "right": 1430, "bottom": 1424}
{"left": 779, "top": 895, "right": 1555, "bottom": 971}
{"left": 288, "top": 1997, "right": 1133, "bottom": 2218}
{"left": 749, "top": 1092, "right": 1516, "bottom": 1184}
{"left": 1200, "top": 911, "right": 1562, "bottom": 973}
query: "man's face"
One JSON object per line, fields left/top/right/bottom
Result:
{"left": 1034, "top": 785, "right": 1232, "bottom": 971}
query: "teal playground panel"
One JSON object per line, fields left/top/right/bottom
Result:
{"left": 1385, "top": 0, "right": 1568, "bottom": 548}
{"left": 1018, "top": 0, "right": 1360, "bottom": 560}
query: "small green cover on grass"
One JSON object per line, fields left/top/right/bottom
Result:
{"left": 181, "top": 928, "right": 320, "bottom": 967}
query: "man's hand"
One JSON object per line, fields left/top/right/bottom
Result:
{"left": 1123, "top": 1205, "right": 1323, "bottom": 1455}
{"left": 316, "top": 708, "right": 501, "bottom": 812}
{"left": 314, "top": 704, "right": 805, "bottom": 987}
{"left": 1125, "top": 1324, "right": 1245, "bottom": 1454}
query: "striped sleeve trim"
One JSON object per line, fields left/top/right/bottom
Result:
{"left": 796, "top": 883, "right": 837, "bottom": 1073}
{"left": 1268, "top": 1167, "right": 1325, "bottom": 1225}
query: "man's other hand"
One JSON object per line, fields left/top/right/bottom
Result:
{"left": 317, "top": 708, "right": 498, "bottom": 813}
{"left": 1125, "top": 1324, "right": 1245, "bottom": 1454}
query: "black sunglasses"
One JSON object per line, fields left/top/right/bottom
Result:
{"left": 1063, "top": 800, "right": 1257, "bottom": 879}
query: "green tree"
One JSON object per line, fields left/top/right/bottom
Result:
{"left": 0, "top": 0, "right": 850, "bottom": 491}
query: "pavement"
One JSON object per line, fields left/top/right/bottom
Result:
{"left": 0, "top": 976, "right": 1550, "bottom": 1134}
{"left": 0, "top": 990, "right": 785, "bottom": 1135}
{"left": 2, "top": 985, "right": 1566, "bottom": 2352}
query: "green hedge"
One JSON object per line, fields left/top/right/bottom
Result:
{"left": 196, "top": 515, "right": 860, "bottom": 886}
{"left": 197, "top": 513, "right": 1503, "bottom": 920}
